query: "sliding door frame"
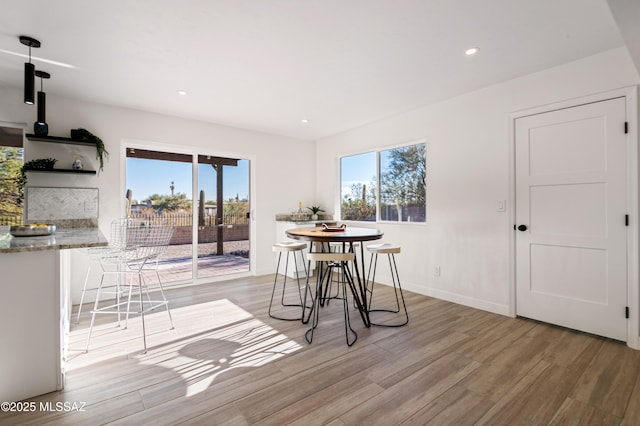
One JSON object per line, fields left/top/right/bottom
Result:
{"left": 121, "top": 138, "right": 256, "bottom": 285}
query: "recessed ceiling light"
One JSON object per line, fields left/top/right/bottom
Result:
{"left": 177, "top": 90, "right": 188, "bottom": 96}
{"left": 465, "top": 47, "right": 480, "bottom": 56}
{"left": 301, "top": 119, "right": 309, "bottom": 124}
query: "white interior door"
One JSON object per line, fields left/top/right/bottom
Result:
{"left": 515, "top": 97, "right": 628, "bottom": 341}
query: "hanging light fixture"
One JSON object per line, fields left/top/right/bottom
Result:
{"left": 19, "top": 35, "right": 41, "bottom": 105}
{"left": 34, "top": 70, "right": 50, "bottom": 136}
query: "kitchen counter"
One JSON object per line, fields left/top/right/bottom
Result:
{"left": 274, "top": 220, "right": 336, "bottom": 279}
{"left": 0, "top": 227, "right": 107, "bottom": 402}
{"left": 277, "top": 220, "right": 334, "bottom": 225}
{"left": 275, "top": 213, "right": 334, "bottom": 223}
{"left": 0, "top": 227, "right": 108, "bottom": 253}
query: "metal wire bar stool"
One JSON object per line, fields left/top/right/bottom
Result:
{"left": 76, "top": 219, "right": 131, "bottom": 323}
{"left": 85, "top": 219, "right": 175, "bottom": 354}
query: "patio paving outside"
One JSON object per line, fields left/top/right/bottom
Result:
{"left": 154, "top": 240, "right": 250, "bottom": 283}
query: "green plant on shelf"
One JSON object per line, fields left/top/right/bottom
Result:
{"left": 307, "top": 206, "right": 324, "bottom": 215}
{"left": 74, "top": 128, "right": 109, "bottom": 172}
{"left": 23, "top": 158, "right": 57, "bottom": 170}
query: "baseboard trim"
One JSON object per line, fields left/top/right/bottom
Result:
{"left": 402, "top": 282, "right": 512, "bottom": 317}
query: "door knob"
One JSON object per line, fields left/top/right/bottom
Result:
{"left": 517, "top": 224, "right": 528, "bottom": 232}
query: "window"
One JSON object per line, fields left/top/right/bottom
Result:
{"left": 379, "top": 144, "right": 426, "bottom": 222}
{"left": 340, "top": 152, "right": 377, "bottom": 221}
{"left": 0, "top": 126, "right": 24, "bottom": 225}
{"left": 340, "top": 142, "right": 426, "bottom": 223}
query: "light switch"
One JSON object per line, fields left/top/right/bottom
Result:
{"left": 497, "top": 200, "right": 506, "bottom": 212}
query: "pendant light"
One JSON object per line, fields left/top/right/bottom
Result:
{"left": 34, "top": 70, "right": 50, "bottom": 136}
{"left": 19, "top": 35, "right": 41, "bottom": 105}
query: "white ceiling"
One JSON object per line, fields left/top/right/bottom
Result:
{"left": 0, "top": 0, "right": 629, "bottom": 141}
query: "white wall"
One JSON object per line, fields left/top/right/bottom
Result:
{"left": 0, "top": 86, "right": 315, "bottom": 302}
{"left": 2, "top": 47, "right": 639, "bottom": 312}
{"left": 315, "top": 47, "right": 640, "bottom": 316}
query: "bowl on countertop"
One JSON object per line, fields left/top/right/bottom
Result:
{"left": 10, "top": 224, "right": 56, "bottom": 237}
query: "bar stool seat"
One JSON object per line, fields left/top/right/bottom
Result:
{"left": 269, "top": 242, "right": 311, "bottom": 321}
{"left": 367, "top": 243, "right": 400, "bottom": 254}
{"left": 366, "top": 242, "right": 409, "bottom": 327}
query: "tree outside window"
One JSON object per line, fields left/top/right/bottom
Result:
{"left": 379, "top": 143, "right": 426, "bottom": 222}
{"left": 0, "top": 146, "right": 24, "bottom": 225}
{"left": 340, "top": 152, "right": 376, "bottom": 221}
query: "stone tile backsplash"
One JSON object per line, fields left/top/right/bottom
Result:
{"left": 26, "top": 187, "right": 99, "bottom": 228}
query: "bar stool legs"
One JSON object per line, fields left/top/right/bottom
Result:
{"left": 366, "top": 243, "right": 409, "bottom": 327}
{"left": 323, "top": 242, "right": 358, "bottom": 306}
{"left": 76, "top": 247, "right": 125, "bottom": 324}
{"left": 305, "top": 252, "right": 358, "bottom": 346}
{"left": 269, "top": 242, "right": 311, "bottom": 321}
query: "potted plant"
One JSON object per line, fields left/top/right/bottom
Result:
{"left": 307, "top": 205, "right": 324, "bottom": 221}
{"left": 18, "top": 158, "right": 57, "bottom": 202}
{"left": 71, "top": 128, "right": 109, "bottom": 172}
{"left": 23, "top": 158, "right": 57, "bottom": 170}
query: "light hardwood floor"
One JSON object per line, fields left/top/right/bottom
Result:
{"left": 3, "top": 274, "right": 640, "bottom": 425}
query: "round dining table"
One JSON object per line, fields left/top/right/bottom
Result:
{"left": 286, "top": 225, "right": 383, "bottom": 327}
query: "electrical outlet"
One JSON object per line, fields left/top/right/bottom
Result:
{"left": 434, "top": 266, "right": 441, "bottom": 277}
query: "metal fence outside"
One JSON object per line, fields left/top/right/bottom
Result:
{"left": 0, "top": 215, "right": 22, "bottom": 226}
{"left": 0, "top": 212, "right": 247, "bottom": 228}
{"left": 129, "top": 212, "right": 248, "bottom": 227}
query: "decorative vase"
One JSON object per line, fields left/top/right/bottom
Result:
{"left": 34, "top": 121, "right": 48, "bottom": 137}
{"left": 311, "top": 214, "right": 318, "bottom": 221}
{"left": 70, "top": 129, "right": 82, "bottom": 140}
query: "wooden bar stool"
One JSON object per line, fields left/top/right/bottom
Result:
{"left": 305, "top": 251, "right": 358, "bottom": 346}
{"left": 365, "top": 243, "right": 409, "bottom": 327}
{"left": 269, "top": 242, "right": 311, "bottom": 321}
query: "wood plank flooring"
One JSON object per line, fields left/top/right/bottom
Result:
{"left": 2, "top": 274, "right": 640, "bottom": 425}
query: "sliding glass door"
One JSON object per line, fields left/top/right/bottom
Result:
{"left": 197, "top": 156, "right": 250, "bottom": 279}
{"left": 126, "top": 147, "right": 250, "bottom": 284}
{"left": 126, "top": 148, "right": 194, "bottom": 283}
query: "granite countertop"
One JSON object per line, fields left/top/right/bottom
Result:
{"left": 0, "top": 227, "right": 108, "bottom": 253}
{"left": 275, "top": 213, "right": 335, "bottom": 223}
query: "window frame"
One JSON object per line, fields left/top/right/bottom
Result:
{"left": 339, "top": 138, "right": 426, "bottom": 225}
{"left": 339, "top": 150, "right": 378, "bottom": 222}
{"left": 0, "top": 125, "right": 25, "bottom": 226}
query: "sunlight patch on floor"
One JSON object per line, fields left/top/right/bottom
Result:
{"left": 68, "top": 298, "right": 302, "bottom": 398}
